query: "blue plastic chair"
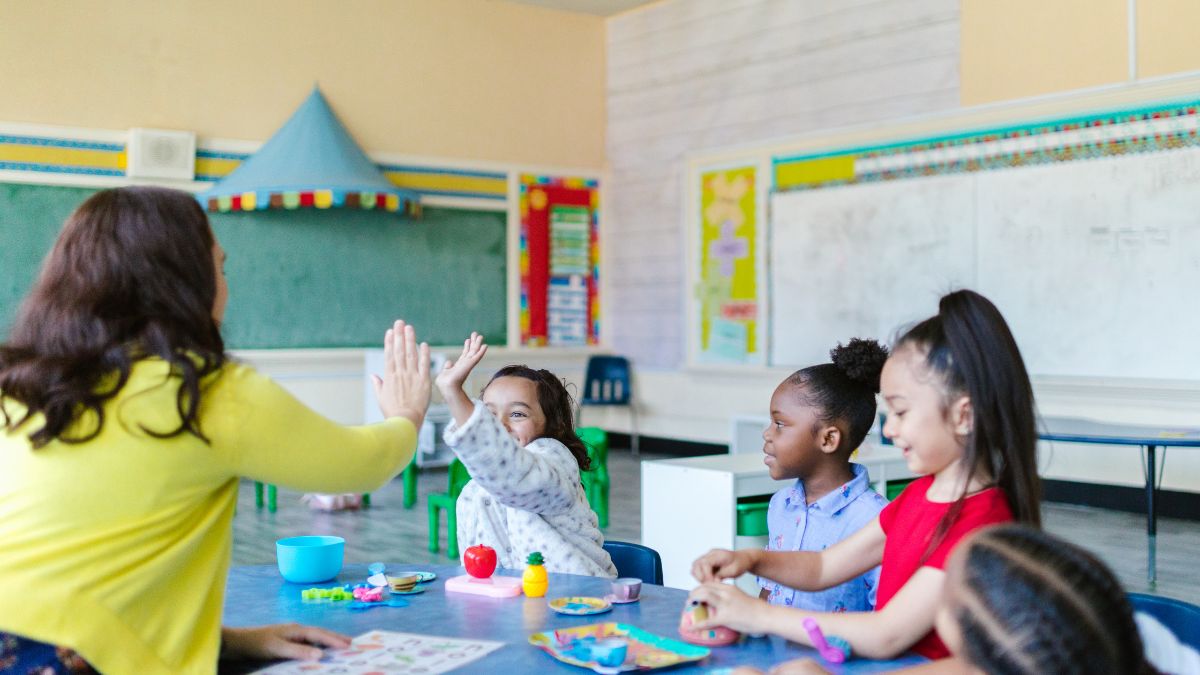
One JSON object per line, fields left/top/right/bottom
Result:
{"left": 1129, "top": 592, "right": 1200, "bottom": 650}
{"left": 578, "top": 355, "right": 638, "bottom": 455}
{"left": 603, "top": 540, "right": 663, "bottom": 585}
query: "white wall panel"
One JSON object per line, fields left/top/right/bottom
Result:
{"left": 606, "top": 0, "right": 960, "bottom": 368}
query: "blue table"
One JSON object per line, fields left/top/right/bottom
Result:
{"left": 224, "top": 563, "right": 926, "bottom": 673}
{"left": 1039, "top": 416, "right": 1200, "bottom": 585}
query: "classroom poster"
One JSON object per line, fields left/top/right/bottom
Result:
{"left": 519, "top": 175, "right": 600, "bottom": 347}
{"left": 697, "top": 166, "right": 759, "bottom": 363}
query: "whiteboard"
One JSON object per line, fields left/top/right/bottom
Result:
{"left": 770, "top": 174, "right": 976, "bottom": 366}
{"left": 769, "top": 148, "right": 1200, "bottom": 381}
{"left": 976, "top": 150, "right": 1200, "bottom": 379}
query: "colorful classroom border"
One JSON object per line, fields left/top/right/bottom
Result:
{"left": 0, "top": 134, "right": 126, "bottom": 176}
{"left": 0, "top": 133, "right": 508, "bottom": 201}
{"left": 518, "top": 174, "right": 601, "bottom": 347}
{"left": 774, "top": 97, "right": 1200, "bottom": 191}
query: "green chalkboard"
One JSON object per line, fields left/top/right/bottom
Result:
{"left": 0, "top": 183, "right": 507, "bottom": 348}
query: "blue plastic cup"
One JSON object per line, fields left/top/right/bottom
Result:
{"left": 276, "top": 535, "right": 345, "bottom": 584}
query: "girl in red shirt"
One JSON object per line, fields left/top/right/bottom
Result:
{"left": 690, "top": 289, "right": 1041, "bottom": 663}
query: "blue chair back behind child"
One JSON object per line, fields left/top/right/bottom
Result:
{"left": 1129, "top": 592, "right": 1200, "bottom": 649}
{"left": 603, "top": 541, "right": 663, "bottom": 585}
{"left": 578, "top": 355, "right": 639, "bottom": 455}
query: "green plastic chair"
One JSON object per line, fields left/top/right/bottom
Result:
{"left": 253, "top": 482, "right": 370, "bottom": 512}
{"left": 427, "top": 459, "right": 472, "bottom": 558}
{"left": 402, "top": 463, "right": 418, "bottom": 509}
{"left": 577, "top": 426, "right": 609, "bottom": 528}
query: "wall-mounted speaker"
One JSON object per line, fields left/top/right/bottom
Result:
{"left": 126, "top": 128, "right": 196, "bottom": 181}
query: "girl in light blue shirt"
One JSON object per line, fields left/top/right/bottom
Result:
{"left": 755, "top": 338, "right": 889, "bottom": 612}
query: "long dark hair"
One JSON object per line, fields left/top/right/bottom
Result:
{"left": 0, "top": 187, "right": 226, "bottom": 447}
{"left": 483, "top": 365, "right": 590, "bottom": 472}
{"left": 784, "top": 337, "right": 889, "bottom": 454}
{"left": 896, "top": 290, "right": 1041, "bottom": 556}
{"left": 951, "top": 525, "right": 1156, "bottom": 674}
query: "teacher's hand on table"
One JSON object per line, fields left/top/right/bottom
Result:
{"left": 372, "top": 320, "right": 432, "bottom": 427}
{"left": 687, "top": 582, "right": 769, "bottom": 634}
{"left": 692, "top": 547, "right": 756, "bottom": 583}
{"left": 220, "top": 623, "right": 351, "bottom": 662}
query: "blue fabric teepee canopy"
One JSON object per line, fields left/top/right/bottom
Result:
{"left": 197, "top": 87, "right": 419, "bottom": 214}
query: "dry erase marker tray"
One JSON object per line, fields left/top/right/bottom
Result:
{"left": 529, "top": 622, "right": 710, "bottom": 673}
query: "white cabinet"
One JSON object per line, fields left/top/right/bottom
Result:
{"left": 642, "top": 443, "right": 914, "bottom": 590}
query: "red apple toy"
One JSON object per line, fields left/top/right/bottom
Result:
{"left": 463, "top": 544, "right": 498, "bottom": 579}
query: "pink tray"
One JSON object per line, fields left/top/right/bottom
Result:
{"left": 445, "top": 574, "right": 523, "bottom": 598}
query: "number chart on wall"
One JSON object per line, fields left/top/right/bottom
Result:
{"left": 519, "top": 175, "right": 600, "bottom": 347}
{"left": 690, "top": 164, "right": 765, "bottom": 365}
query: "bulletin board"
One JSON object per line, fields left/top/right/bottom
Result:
{"left": 688, "top": 163, "right": 766, "bottom": 365}
{"left": 518, "top": 174, "right": 600, "bottom": 347}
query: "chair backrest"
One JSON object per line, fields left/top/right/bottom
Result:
{"left": 603, "top": 540, "right": 663, "bottom": 585}
{"left": 1129, "top": 592, "right": 1200, "bottom": 650}
{"left": 581, "top": 356, "right": 632, "bottom": 405}
{"left": 448, "top": 459, "right": 472, "bottom": 497}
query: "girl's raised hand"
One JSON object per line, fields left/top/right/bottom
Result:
{"left": 372, "top": 320, "right": 432, "bottom": 427}
{"left": 435, "top": 332, "right": 488, "bottom": 397}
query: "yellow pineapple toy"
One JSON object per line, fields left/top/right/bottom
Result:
{"left": 522, "top": 551, "right": 548, "bottom": 597}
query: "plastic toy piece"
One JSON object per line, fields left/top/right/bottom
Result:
{"left": 367, "top": 573, "right": 390, "bottom": 587}
{"left": 678, "top": 601, "right": 740, "bottom": 646}
{"left": 301, "top": 587, "right": 353, "bottom": 602}
{"left": 803, "top": 617, "right": 849, "bottom": 664}
{"left": 523, "top": 551, "right": 548, "bottom": 598}
{"left": 464, "top": 544, "right": 498, "bottom": 578}
{"left": 353, "top": 586, "right": 385, "bottom": 602}
{"left": 561, "top": 636, "right": 628, "bottom": 668}
{"left": 548, "top": 596, "right": 613, "bottom": 616}
{"left": 388, "top": 574, "right": 421, "bottom": 593}
{"left": 445, "top": 573, "right": 523, "bottom": 598}
{"left": 347, "top": 598, "right": 409, "bottom": 610}
{"left": 368, "top": 562, "right": 386, "bottom": 577}
{"left": 393, "top": 566, "right": 436, "bottom": 583}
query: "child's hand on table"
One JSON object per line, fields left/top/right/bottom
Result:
{"left": 687, "top": 582, "right": 769, "bottom": 634}
{"left": 692, "top": 547, "right": 757, "bottom": 582}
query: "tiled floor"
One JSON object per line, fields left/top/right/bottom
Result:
{"left": 233, "top": 447, "right": 1200, "bottom": 604}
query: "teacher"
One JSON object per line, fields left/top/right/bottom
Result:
{"left": 0, "top": 187, "right": 430, "bottom": 673}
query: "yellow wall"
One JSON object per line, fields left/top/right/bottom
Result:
{"left": 0, "top": 0, "right": 606, "bottom": 168}
{"left": 961, "top": 0, "right": 1200, "bottom": 106}
{"left": 961, "top": 0, "right": 1129, "bottom": 105}
{"left": 1136, "top": 0, "right": 1200, "bottom": 78}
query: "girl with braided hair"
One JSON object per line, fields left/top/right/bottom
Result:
{"left": 934, "top": 524, "right": 1165, "bottom": 674}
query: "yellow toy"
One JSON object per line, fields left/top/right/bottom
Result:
{"left": 523, "top": 551, "right": 548, "bottom": 597}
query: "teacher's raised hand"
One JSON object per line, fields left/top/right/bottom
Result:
{"left": 372, "top": 320, "right": 432, "bottom": 428}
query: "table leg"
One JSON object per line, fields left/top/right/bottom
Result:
{"left": 1145, "top": 444, "right": 1157, "bottom": 586}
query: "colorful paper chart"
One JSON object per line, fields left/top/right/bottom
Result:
{"left": 549, "top": 596, "right": 613, "bottom": 616}
{"left": 697, "top": 165, "right": 759, "bottom": 364}
{"left": 529, "top": 622, "right": 710, "bottom": 673}
{"left": 253, "top": 630, "right": 504, "bottom": 674}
